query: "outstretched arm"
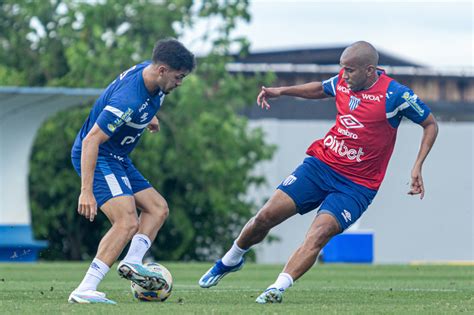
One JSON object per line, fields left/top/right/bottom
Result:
{"left": 408, "top": 113, "right": 438, "bottom": 199}
{"left": 257, "top": 82, "right": 329, "bottom": 109}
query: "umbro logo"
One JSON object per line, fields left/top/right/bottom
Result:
{"left": 341, "top": 209, "right": 352, "bottom": 223}
{"left": 140, "top": 112, "right": 149, "bottom": 122}
{"left": 282, "top": 175, "right": 297, "bottom": 186}
{"left": 339, "top": 114, "right": 364, "bottom": 129}
{"left": 121, "top": 176, "right": 131, "bottom": 189}
{"left": 137, "top": 237, "right": 149, "bottom": 247}
{"left": 90, "top": 262, "right": 100, "bottom": 270}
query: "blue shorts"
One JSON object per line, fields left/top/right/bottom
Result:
{"left": 71, "top": 155, "right": 152, "bottom": 207}
{"left": 277, "top": 156, "right": 377, "bottom": 231}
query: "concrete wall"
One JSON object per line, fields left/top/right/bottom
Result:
{"left": 0, "top": 89, "right": 99, "bottom": 225}
{"left": 0, "top": 99, "right": 60, "bottom": 224}
{"left": 249, "top": 120, "right": 473, "bottom": 264}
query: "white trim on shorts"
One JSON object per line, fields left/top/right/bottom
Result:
{"left": 104, "top": 174, "right": 123, "bottom": 196}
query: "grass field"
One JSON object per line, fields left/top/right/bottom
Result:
{"left": 0, "top": 262, "right": 472, "bottom": 314}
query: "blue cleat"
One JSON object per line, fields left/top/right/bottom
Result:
{"left": 198, "top": 259, "right": 244, "bottom": 288}
{"left": 117, "top": 261, "right": 166, "bottom": 291}
{"left": 68, "top": 290, "right": 117, "bottom": 304}
{"left": 255, "top": 287, "right": 284, "bottom": 304}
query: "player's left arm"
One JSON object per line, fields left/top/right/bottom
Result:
{"left": 147, "top": 115, "right": 160, "bottom": 133}
{"left": 408, "top": 113, "right": 438, "bottom": 199}
{"left": 389, "top": 83, "right": 439, "bottom": 199}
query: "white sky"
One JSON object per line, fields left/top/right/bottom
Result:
{"left": 181, "top": 0, "right": 473, "bottom": 68}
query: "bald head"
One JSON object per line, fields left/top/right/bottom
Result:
{"left": 341, "top": 41, "right": 379, "bottom": 68}
{"left": 339, "top": 41, "right": 380, "bottom": 91}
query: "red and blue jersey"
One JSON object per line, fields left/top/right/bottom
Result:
{"left": 307, "top": 70, "right": 431, "bottom": 190}
{"left": 72, "top": 61, "right": 164, "bottom": 159}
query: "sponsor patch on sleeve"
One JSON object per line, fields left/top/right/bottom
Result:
{"left": 106, "top": 108, "right": 133, "bottom": 133}
{"left": 402, "top": 92, "right": 425, "bottom": 116}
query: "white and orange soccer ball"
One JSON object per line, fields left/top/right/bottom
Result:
{"left": 130, "top": 262, "right": 173, "bottom": 302}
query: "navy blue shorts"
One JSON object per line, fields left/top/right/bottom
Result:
{"left": 277, "top": 156, "right": 377, "bottom": 231}
{"left": 71, "top": 155, "right": 152, "bottom": 207}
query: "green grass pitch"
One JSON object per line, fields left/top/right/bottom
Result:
{"left": 0, "top": 262, "right": 472, "bottom": 314}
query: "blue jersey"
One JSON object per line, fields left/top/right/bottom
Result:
{"left": 72, "top": 61, "right": 164, "bottom": 159}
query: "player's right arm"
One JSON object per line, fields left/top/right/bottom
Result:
{"left": 79, "top": 124, "right": 110, "bottom": 222}
{"left": 257, "top": 76, "right": 336, "bottom": 109}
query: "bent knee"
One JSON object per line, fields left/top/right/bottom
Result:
{"left": 116, "top": 216, "right": 139, "bottom": 237}
{"left": 144, "top": 199, "right": 169, "bottom": 219}
{"left": 159, "top": 206, "right": 169, "bottom": 221}
{"left": 155, "top": 199, "right": 169, "bottom": 219}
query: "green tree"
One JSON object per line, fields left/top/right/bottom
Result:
{"left": 0, "top": 0, "right": 251, "bottom": 87}
{"left": 1, "top": 0, "right": 195, "bottom": 86}
{"left": 134, "top": 60, "right": 275, "bottom": 260}
{"left": 29, "top": 106, "right": 108, "bottom": 260}
{"left": 19, "top": 0, "right": 277, "bottom": 260}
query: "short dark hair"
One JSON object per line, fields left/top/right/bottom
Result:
{"left": 152, "top": 38, "right": 196, "bottom": 72}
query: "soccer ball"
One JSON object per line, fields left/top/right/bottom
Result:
{"left": 130, "top": 262, "right": 173, "bottom": 302}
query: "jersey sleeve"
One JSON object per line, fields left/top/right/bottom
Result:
{"left": 386, "top": 81, "right": 431, "bottom": 128}
{"left": 96, "top": 98, "right": 134, "bottom": 137}
{"left": 322, "top": 75, "right": 339, "bottom": 97}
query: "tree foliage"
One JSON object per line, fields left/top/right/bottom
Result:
{"left": 9, "top": 0, "right": 277, "bottom": 260}
{"left": 0, "top": 0, "right": 252, "bottom": 87}
{"left": 135, "top": 61, "right": 275, "bottom": 260}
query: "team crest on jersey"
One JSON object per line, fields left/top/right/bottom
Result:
{"left": 348, "top": 96, "right": 361, "bottom": 111}
{"left": 282, "top": 174, "right": 297, "bottom": 186}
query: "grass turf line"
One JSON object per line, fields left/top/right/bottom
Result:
{"left": 0, "top": 262, "right": 472, "bottom": 314}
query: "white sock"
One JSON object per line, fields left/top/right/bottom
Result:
{"left": 221, "top": 241, "right": 248, "bottom": 267}
{"left": 268, "top": 273, "right": 294, "bottom": 291}
{"left": 122, "top": 234, "right": 152, "bottom": 264}
{"left": 76, "top": 258, "right": 110, "bottom": 292}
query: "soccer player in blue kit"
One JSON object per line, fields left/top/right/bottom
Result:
{"left": 68, "top": 39, "right": 195, "bottom": 304}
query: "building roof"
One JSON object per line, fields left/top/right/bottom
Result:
{"left": 233, "top": 46, "right": 421, "bottom": 67}
{"left": 0, "top": 87, "right": 101, "bottom": 116}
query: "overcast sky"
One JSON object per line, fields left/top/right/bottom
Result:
{"left": 181, "top": 0, "right": 473, "bottom": 68}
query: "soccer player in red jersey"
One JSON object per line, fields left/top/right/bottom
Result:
{"left": 199, "top": 41, "right": 438, "bottom": 304}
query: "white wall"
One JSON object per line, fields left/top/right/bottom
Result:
{"left": 249, "top": 120, "right": 473, "bottom": 263}
{"left": 0, "top": 91, "right": 99, "bottom": 225}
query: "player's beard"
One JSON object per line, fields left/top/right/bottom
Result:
{"left": 165, "top": 86, "right": 177, "bottom": 94}
{"left": 347, "top": 82, "right": 362, "bottom": 92}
